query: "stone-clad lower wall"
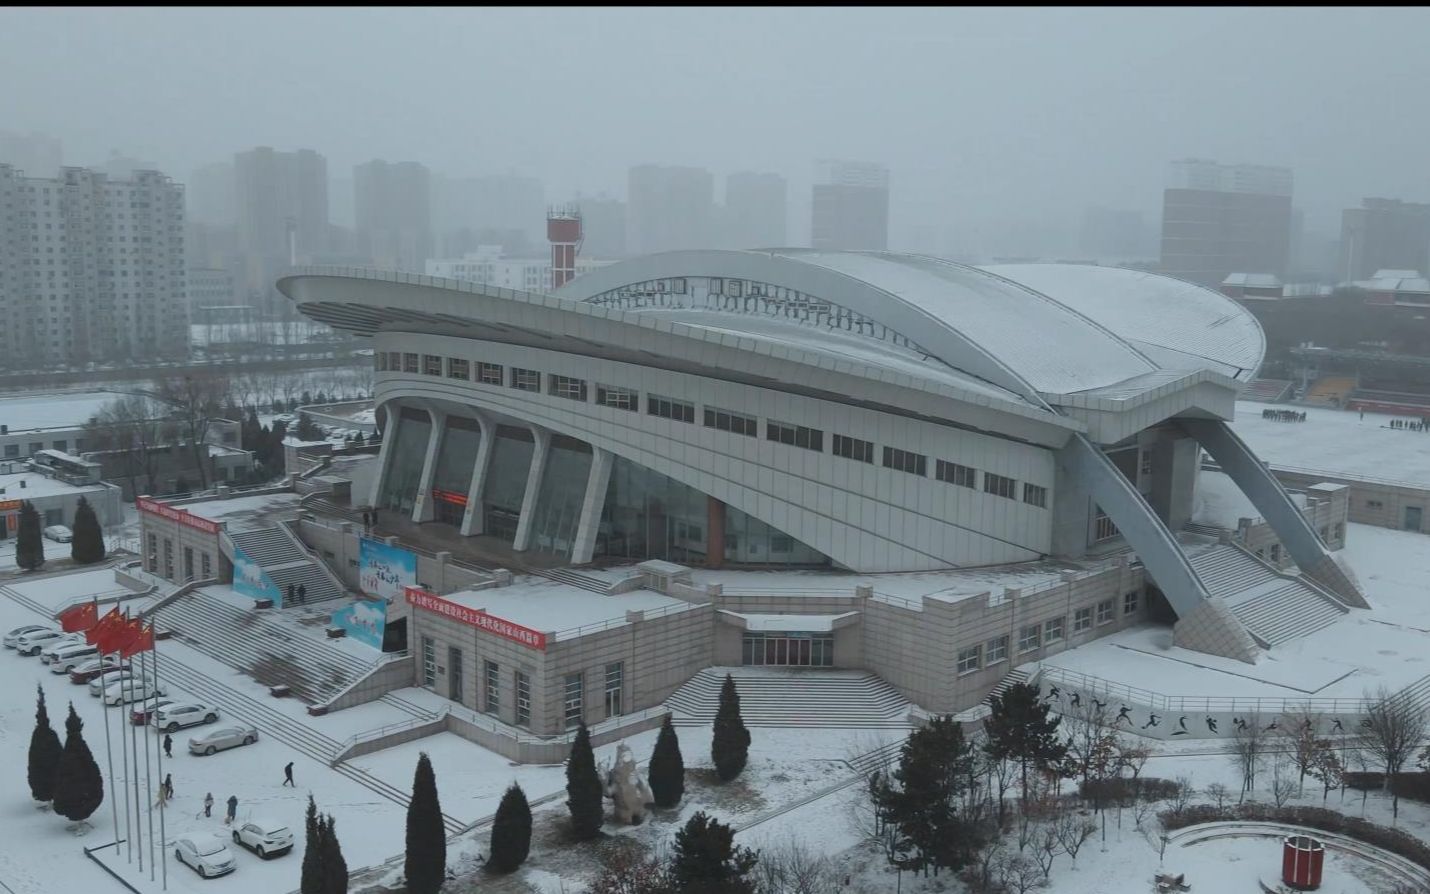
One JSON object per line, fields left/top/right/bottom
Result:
{"left": 1273, "top": 468, "right": 1426, "bottom": 535}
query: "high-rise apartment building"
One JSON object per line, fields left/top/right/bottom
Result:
{"left": 723, "top": 171, "right": 787, "bottom": 249}
{"left": 233, "top": 146, "right": 329, "bottom": 260}
{"left": 627, "top": 164, "right": 716, "bottom": 255}
{"left": 811, "top": 160, "right": 889, "bottom": 251}
{"left": 188, "top": 161, "right": 236, "bottom": 225}
{"left": 0, "top": 130, "right": 62, "bottom": 178}
{"left": 1339, "top": 198, "right": 1430, "bottom": 283}
{"left": 0, "top": 165, "right": 188, "bottom": 369}
{"left": 1159, "top": 158, "right": 1293, "bottom": 286}
{"left": 574, "top": 195, "right": 627, "bottom": 259}
{"left": 354, "top": 160, "right": 432, "bottom": 272}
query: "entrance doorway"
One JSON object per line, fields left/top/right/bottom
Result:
{"left": 741, "top": 632, "right": 834, "bottom": 666}
{"left": 448, "top": 646, "right": 464, "bottom": 705}
{"left": 1406, "top": 506, "right": 1423, "bottom": 532}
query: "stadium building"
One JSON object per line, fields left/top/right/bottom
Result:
{"left": 136, "top": 251, "right": 1368, "bottom": 752}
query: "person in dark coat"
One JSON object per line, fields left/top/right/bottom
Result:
{"left": 203, "top": 792, "right": 213, "bottom": 818}
{"left": 225, "top": 795, "right": 238, "bottom": 824}
{"left": 283, "top": 761, "right": 295, "bottom": 787}
{"left": 163, "top": 733, "right": 173, "bottom": 758}
{"left": 297, "top": 584, "right": 307, "bottom": 604}
{"left": 164, "top": 773, "right": 174, "bottom": 799}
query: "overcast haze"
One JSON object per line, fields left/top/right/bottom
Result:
{"left": 4, "top": 6, "right": 1429, "bottom": 248}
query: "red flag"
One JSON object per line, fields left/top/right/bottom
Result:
{"left": 85, "top": 607, "right": 124, "bottom": 647}
{"left": 104, "top": 615, "right": 145, "bottom": 655}
{"left": 117, "top": 621, "right": 154, "bottom": 659}
{"left": 59, "top": 601, "right": 99, "bottom": 633}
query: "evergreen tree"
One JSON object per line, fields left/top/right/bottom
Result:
{"left": 873, "top": 714, "right": 985, "bottom": 875}
{"left": 27, "top": 684, "right": 63, "bottom": 803}
{"left": 405, "top": 752, "right": 446, "bottom": 894}
{"left": 711, "top": 674, "right": 751, "bottom": 782}
{"left": 670, "top": 811, "right": 758, "bottom": 894}
{"left": 489, "top": 783, "right": 532, "bottom": 873}
{"left": 565, "top": 722, "right": 605, "bottom": 840}
{"left": 51, "top": 703, "right": 103, "bottom": 823}
{"left": 648, "top": 713, "right": 686, "bottom": 809}
{"left": 982, "top": 681, "right": 1068, "bottom": 810}
{"left": 301, "top": 795, "right": 323, "bottom": 894}
{"left": 322, "top": 813, "right": 348, "bottom": 894}
{"left": 15, "top": 500, "right": 43, "bottom": 571}
{"left": 70, "top": 496, "right": 105, "bottom": 564}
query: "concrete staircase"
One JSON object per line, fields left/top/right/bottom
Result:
{"left": 663, "top": 667, "right": 912, "bottom": 729}
{"left": 1188, "top": 544, "right": 1348, "bottom": 646}
{"left": 227, "top": 527, "right": 344, "bottom": 605}
{"left": 153, "top": 588, "right": 373, "bottom": 703}
{"left": 951, "top": 666, "right": 1039, "bottom": 724}
{"left": 535, "top": 567, "right": 611, "bottom": 594}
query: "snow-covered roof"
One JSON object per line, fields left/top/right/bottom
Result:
{"left": 1220, "top": 273, "right": 1282, "bottom": 288}
{"left": 0, "top": 470, "right": 109, "bottom": 500}
{"left": 718, "top": 611, "right": 859, "bottom": 632}
{"left": 440, "top": 576, "right": 695, "bottom": 634}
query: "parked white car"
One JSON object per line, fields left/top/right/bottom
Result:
{"left": 102, "top": 679, "right": 167, "bottom": 706}
{"left": 89, "top": 668, "right": 149, "bottom": 697}
{"left": 152, "top": 702, "right": 218, "bottom": 733}
{"left": 230, "top": 819, "right": 293, "bottom": 858}
{"left": 4, "top": 623, "right": 53, "bottom": 648}
{"left": 174, "top": 833, "right": 237, "bottom": 878}
{"left": 16, "top": 629, "right": 79, "bottom": 657}
{"left": 42, "top": 524, "right": 73, "bottom": 543}
{"left": 188, "top": 723, "right": 258, "bottom": 756}
{"left": 45, "top": 641, "right": 101, "bottom": 672}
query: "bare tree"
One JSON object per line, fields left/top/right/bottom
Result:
{"left": 1224, "top": 712, "right": 1267, "bottom": 799}
{"left": 1270, "top": 757, "right": 1298, "bottom": 807}
{"left": 1204, "top": 782, "right": 1232, "bottom": 810}
{"left": 156, "top": 371, "right": 231, "bottom": 490}
{"left": 752, "top": 837, "right": 838, "bottom": 894}
{"left": 1034, "top": 823, "right": 1061, "bottom": 879}
{"left": 1358, "top": 686, "right": 1429, "bottom": 818}
{"left": 1169, "top": 776, "right": 1196, "bottom": 815}
{"left": 1051, "top": 810, "right": 1096, "bottom": 865}
{"left": 84, "top": 394, "right": 166, "bottom": 497}
{"left": 1280, "top": 710, "right": 1324, "bottom": 795}
{"left": 996, "top": 852, "right": 1045, "bottom": 894}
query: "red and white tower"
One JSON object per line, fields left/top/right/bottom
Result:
{"left": 547, "top": 206, "right": 583, "bottom": 290}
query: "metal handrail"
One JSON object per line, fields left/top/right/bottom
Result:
{"left": 547, "top": 600, "right": 702, "bottom": 641}
{"left": 1037, "top": 664, "right": 1389, "bottom": 716}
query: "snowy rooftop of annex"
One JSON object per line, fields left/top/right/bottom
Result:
{"left": 0, "top": 469, "right": 110, "bottom": 500}
{"left": 0, "top": 390, "right": 122, "bottom": 433}
{"left": 441, "top": 576, "right": 695, "bottom": 635}
{"left": 1229, "top": 401, "right": 1430, "bottom": 487}
{"left": 181, "top": 491, "right": 304, "bottom": 531}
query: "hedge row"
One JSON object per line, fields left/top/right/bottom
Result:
{"left": 1342, "top": 771, "right": 1430, "bottom": 805}
{"left": 1079, "top": 776, "right": 1182, "bottom": 804}
{"left": 1158, "top": 803, "right": 1430, "bottom": 872}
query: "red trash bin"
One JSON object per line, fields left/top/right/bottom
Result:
{"left": 1281, "top": 835, "right": 1324, "bottom": 890}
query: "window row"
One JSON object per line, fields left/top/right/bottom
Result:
{"left": 954, "top": 590, "right": 1142, "bottom": 675}
{"left": 378, "top": 351, "right": 1047, "bottom": 500}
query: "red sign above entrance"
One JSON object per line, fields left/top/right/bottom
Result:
{"left": 431, "top": 488, "right": 469, "bottom": 507}
{"left": 136, "top": 496, "right": 221, "bottom": 535}
{"left": 404, "top": 585, "right": 548, "bottom": 650}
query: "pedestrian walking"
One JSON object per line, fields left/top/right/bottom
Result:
{"left": 283, "top": 761, "right": 295, "bottom": 787}
{"left": 297, "top": 584, "right": 307, "bottom": 603}
{"left": 164, "top": 773, "right": 174, "bottom": 799}
{"left": 225, "top": 795, "right": 238, "bottom": 825}
{"left": 163, "top": 733, "right": 173, "bottom": 758}
{"left": 203, "top": 792, "right": 214, "bottom": 818}
{"left": 155, "top": 784, "right": 169, "bottom": 810}
{"left": 287, "top": 584, "right": 296, "bottom": 604}
{"left": 362, "top": 510, "right": 371, "bottom": 529}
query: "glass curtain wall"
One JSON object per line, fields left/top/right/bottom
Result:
{"left": 378, "top": 406, "right": 432, "bottom": 515}
{"left": 724, "top": 505, "right": 827, "bottom": 566}
{"left": 482, "top": 425, "right": 534, "bottom": 543}
{"left": 596, "top": 456, "right": 709, "bottom": 564}
{"left": 430, "top": 416, "right": 482, "bottom": 526}
{"left": 529, "top": 435, "right": 593, "bottom": 558}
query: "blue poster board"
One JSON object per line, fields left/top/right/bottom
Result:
{"left": 359, "top": 537, "right": 417, "bottom": 601}
{"left": 331, "top": 599, "right": 387, "bottom": 650}
{"left": 232, "top": 543, "right": 284, "bottom": 606}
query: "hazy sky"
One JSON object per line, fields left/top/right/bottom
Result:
{"left": 4, "top": 6, "right": 1429, "bottom": 248}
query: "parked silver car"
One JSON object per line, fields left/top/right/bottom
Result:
{"left": 188, "top": 723, "right": 258, "bottom": 756}
{"left": 174, "top": 833, "right": 237, "bottom": 878}
{"left": 3, "top": 624, "right": 53, "bottom": 648}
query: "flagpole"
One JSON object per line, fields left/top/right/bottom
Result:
{"left": 142, "top": 640, "right": 156, "bottom": 881}
{"left": 119, "top": 637, "right": 132, "bottom": 864}
{"left": 94, "top": 597, "right": 122, "bottom": 852}
{"left": 152, "top": 625, "right": 167, "bottom": 891}
{"left": 129, "top": 625, "right": 144, "bottom": 873}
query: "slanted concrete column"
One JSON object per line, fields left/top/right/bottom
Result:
{"left": 410, "top": 408, "right": 445, "bottom": 523}
{"left": 511, "top": 426, "right": 550, "bottom": 552}
{"left": 367, "top": 405, "right": 398, "bottom": 510}
{"left": 570, "top": 447, "right": 614, "bottom": 564}
{"left": 459, "top": 415, "right": 495, "bottom": 537}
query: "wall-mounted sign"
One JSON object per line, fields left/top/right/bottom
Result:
{"left": 136, "top": 497, "right": 221, "bottom": 535}
{"left": 404, "top": 585, "right": 547, "bottom": 650}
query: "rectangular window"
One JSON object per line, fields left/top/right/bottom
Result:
{"left": 1123, "top": 590, "right": 1140, "bottom": 615}
{"left": 1140, "top": 450, "right": 1153, "bottom": 477}
{"left": 476, "top": 361, "right": 503, "bottom": 385}
{"left": 832, "top": 434, "right": 875, "bottom": 463}
{"left": 1367, "top": 499, "right": 1384, "bottom": 510}
{"left": 3, "top": 445, "right": 17, "bottom": 458}
{"left": 1096, "top": 599, "right": 1114, "bottom": 625}
{"left": 1043, "top": 616, "right": 1065, "bottom": 644}
{"left": 515, "top": 670, "right": 531, "bottom": 727}
{"left": 596, "top": 384, "right": 639, "bottom": 411}
{"left": 604, "top": 662, "right": 624, "bottom": 718}
{"left": 511, "top": 367, "right": 541, "bottom": 392}
{"left": 163, "top": 538, "right": 174, "bottom": 580}
{"left": 201, "top": 552, "right": 211, "bottom": 579}
{"left": 956, "top": 644, "right": 982, "bottom": 675}
{"left": 1023, "top": 483, "right": 1048, "bottom": 508}
{"left": 387, "top": 351, "right": 401, "bottom": 371}
{"left": 548, "top": 374, "right": 588, "bottom": 401}
{"left": 421, "top": 636, "right": 436, "bottom": 687}
{"left": 146, "top": 533, "right": 158, "bottom": 572}
{"left": 1018, "top": 623, "right": 1041, "bottom": 653}
{"left": 446, "top": 357, "right": 470, "bottom": 380}
{"left": 704, "top": 406, "right": 758, "bottom": 437}
{"left": 564, "top": 672, "right": 584, "bottom": 729}
{"left": 484, "top": 660, "right": 500, "bottom": 715}
{"left": 766, "top": 420, "right": 823, "bottom": 452}
{"left": 882, "top": 446, "right": 928, "bottom": 476}
{"left": 376, "top": 352, "right": 387, "bottom": 371}
{"left": 935, "top": 459, "right": 977, "bottom": 489}
{"left": 986, "top": 634, "right": 1009, "bottom": 665}
{"left": 647, "top": 394, "right": 695, "bottom": 423}
{"left": 984, "top": 472, "right": 1017, "bottom": 499}
{"left": 1074, "top": 606, "right": 1093, "bottom": 633}
{"left": 403, "top": 352, "right": 419, "bottom": 373}
{"left": 183, "top": 546, "right": 194, "bottom": 582}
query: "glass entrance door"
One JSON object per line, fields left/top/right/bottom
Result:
{"left": 1406, "top": 506, "right": 1423, "bottom": 532}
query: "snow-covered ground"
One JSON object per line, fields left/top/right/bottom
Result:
{"left": 1232, "top": 400, "right": 1430, "bottom": 486}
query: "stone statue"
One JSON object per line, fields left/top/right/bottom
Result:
{"left": 603, "top": 743, "right": 654, "bottom": 825}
